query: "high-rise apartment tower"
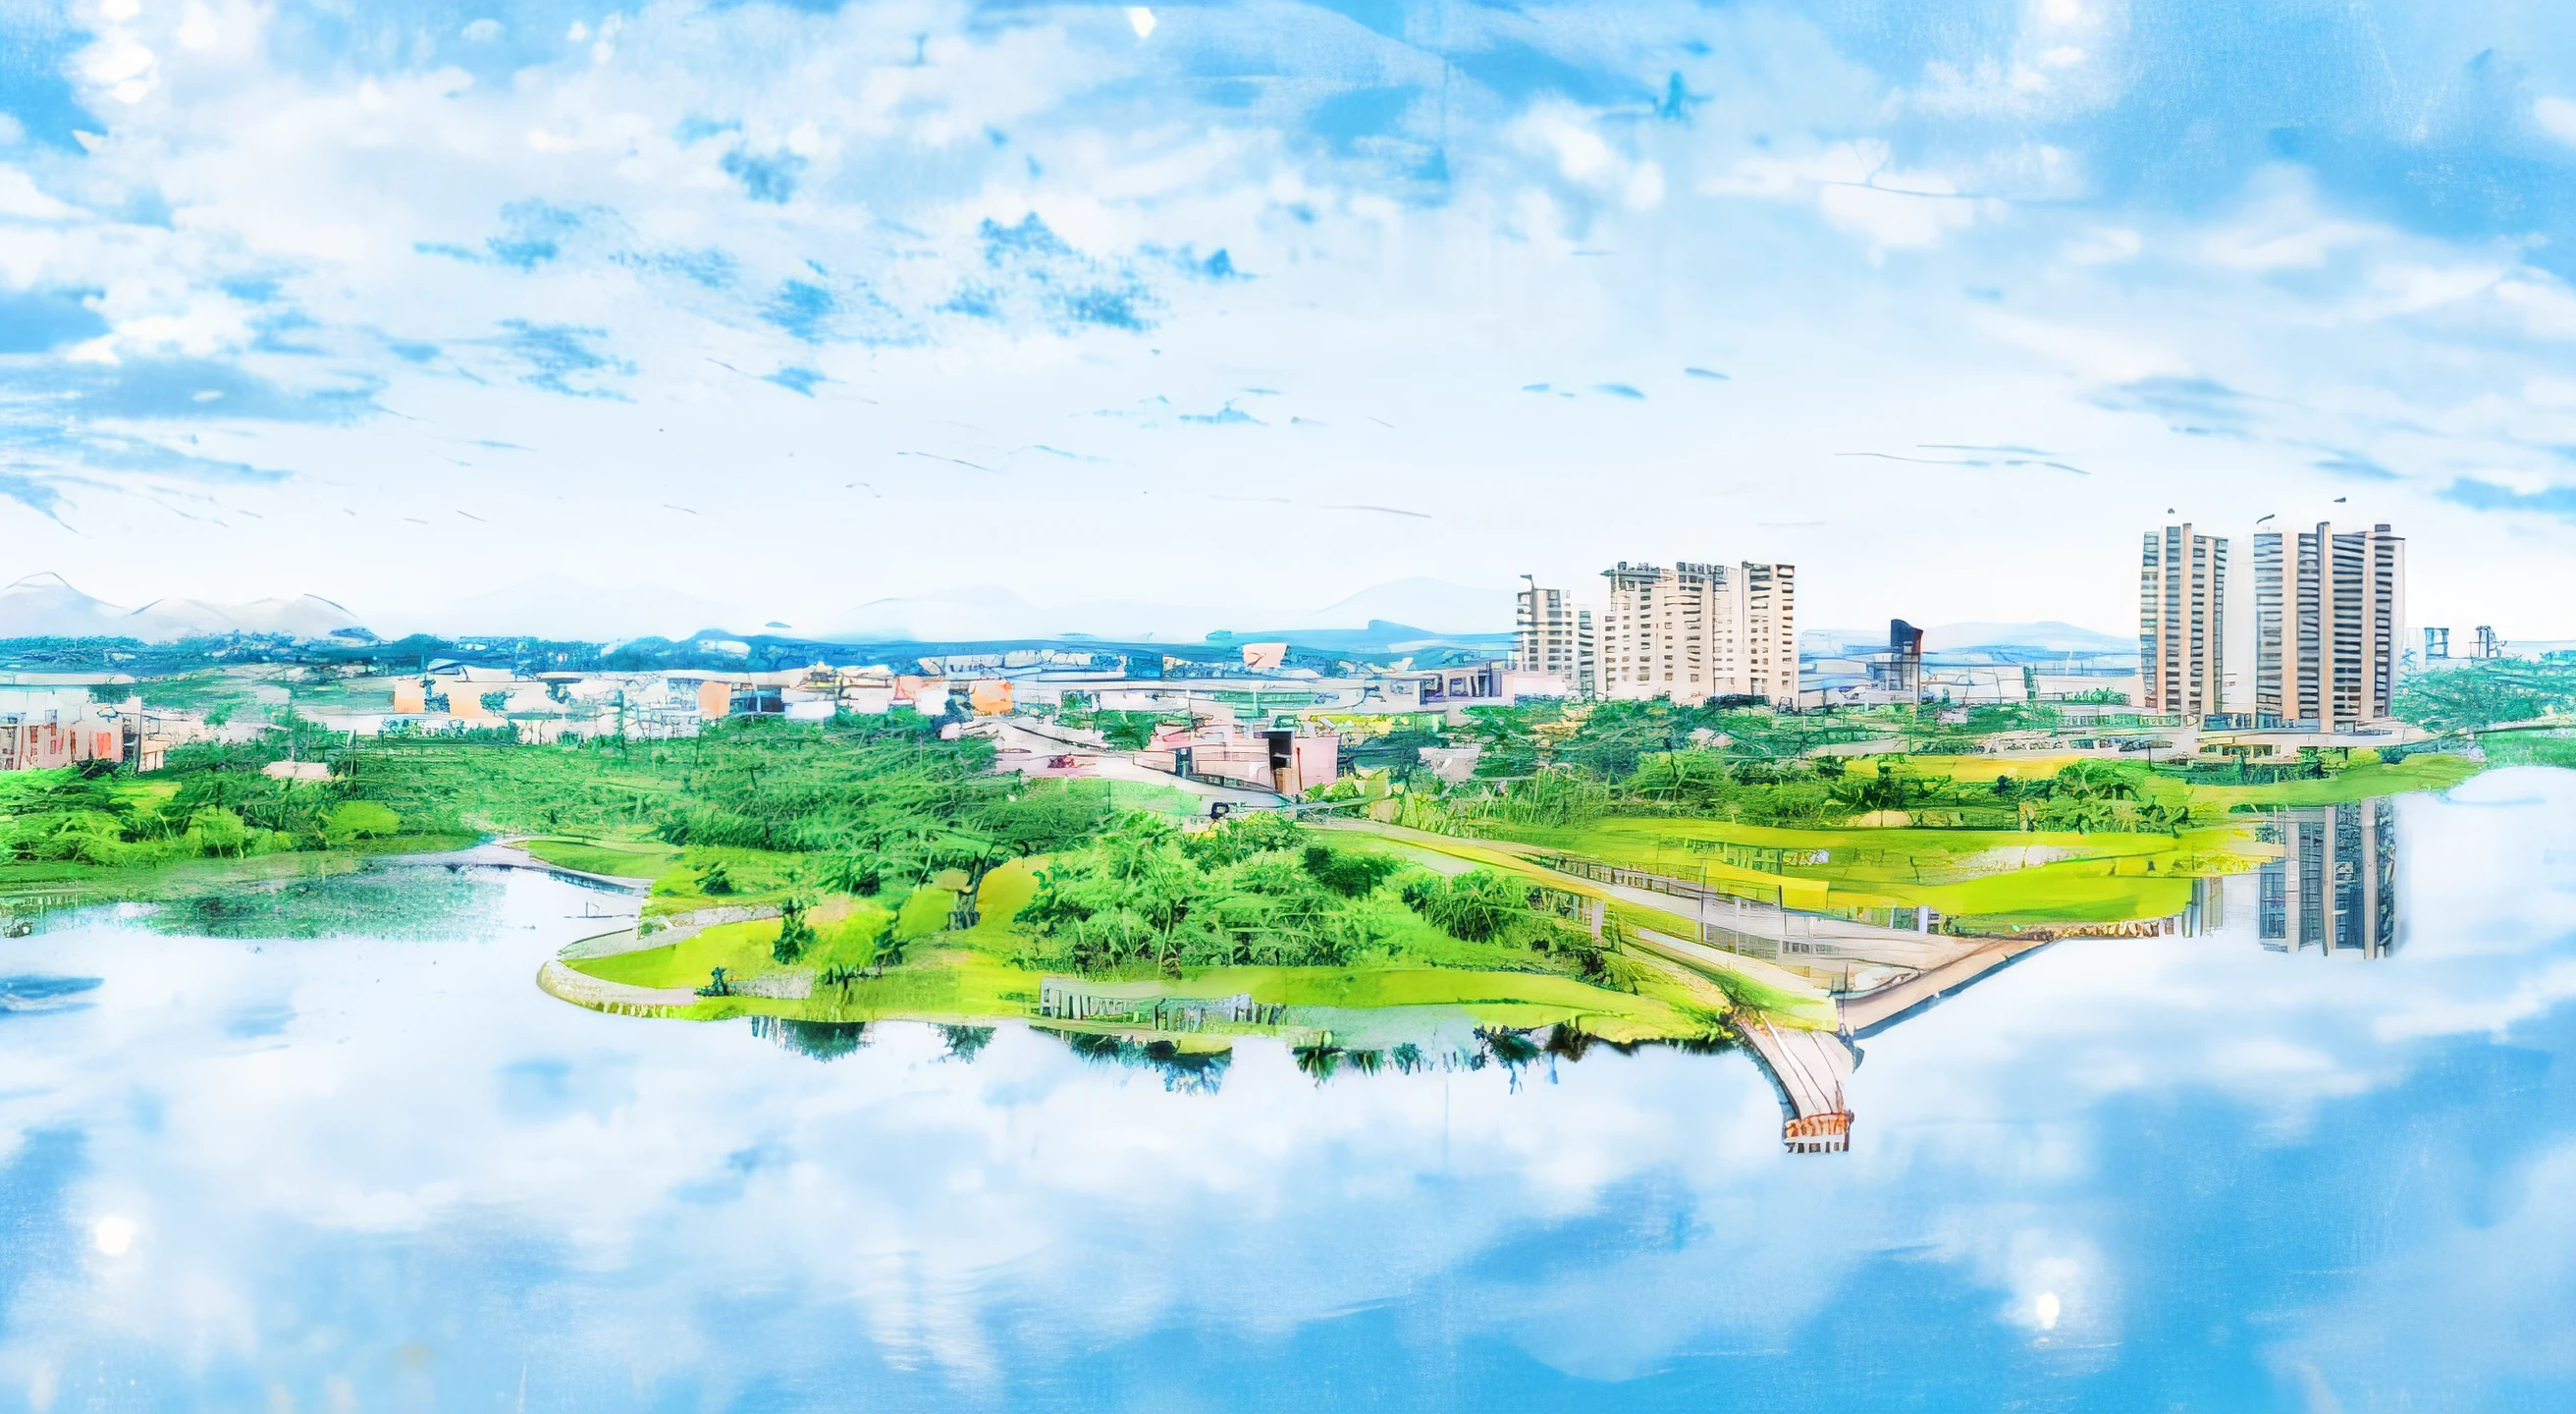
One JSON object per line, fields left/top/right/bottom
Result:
{"left": 1589, "top": 561, "right": 1797, "bottom": 707}
{"left": 1514, "top": 581, "right": 1595, "bottom": 696}
{"left": 2139, "top": 523, "right": 2228, "bottom": 716}
{"left": 2254, "top": 521, "right": 2404, "bottom": 729}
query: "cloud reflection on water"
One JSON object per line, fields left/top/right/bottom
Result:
{"left": 0, "top": 773, "right": 2571, "bottom": 1408}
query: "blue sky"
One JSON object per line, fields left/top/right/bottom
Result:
{"left": 3, "top": 0, "right": 2575, "bottom": 636}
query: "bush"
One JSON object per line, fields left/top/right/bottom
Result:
{"left": 1301, "top": 843, "right": 1399, "bottom": 897}
{"left": 1401, "top": 868, "right": 1525, "bottom": 942}
{"left": 186, "top": 807, "right": 248, "bottom": 858}
{"left": 323, "top": 800, "right": 402, "bottom": 844}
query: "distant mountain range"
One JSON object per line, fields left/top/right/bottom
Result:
{"left": 1802, "top": 621, "right": 2134, "bottom": 655}
{"left": 0, "top": 571, "right": 2126, "bottom": 659}
{"left": 410, "top": 574, "right": 754, "bottom": 644}
{"left": 0, "top": 574, "right": 370, "bottom": 643}
{"left": 819, "top": 576, "right": 1515, "bottom": 644}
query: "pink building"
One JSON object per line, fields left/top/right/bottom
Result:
{"left": 1134, "top": 720, "right": 1340, "bottom": 795}
{"left": 0, "top": 711, "right": 121, "bottom": 772}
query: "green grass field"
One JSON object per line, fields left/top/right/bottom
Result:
{"left": 2189, "top": 754, "right": 2482, "bottom": 810}
{"left": 518, "top": 835, "right": 682, "bottom": 880}
{"left": 574, "top": 917, "right": 790, "bottom": 990}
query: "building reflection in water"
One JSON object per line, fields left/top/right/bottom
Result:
{"left": 2252, "top": 798, "right": 2401, "bottom": 957}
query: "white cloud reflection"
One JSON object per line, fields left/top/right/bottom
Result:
{"left": 0, "top": 775, "right": 2570, "bottom": 1405}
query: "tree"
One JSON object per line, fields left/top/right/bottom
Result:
{"left": 772, "top": 895, "right": 816, "bottom": 962}
{"left": 186, "top": 807, "right": 248, "bottom": 857}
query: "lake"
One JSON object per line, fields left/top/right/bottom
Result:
{"left": 4, "top": 768, "right": 2574, "bottom": 1411}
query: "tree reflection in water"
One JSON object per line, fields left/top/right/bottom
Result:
{"left": 748, "top": 1015, "right": 872, "bottom": 1060}
{"left": 1046, "top": 1027, "right": 1232, "bottom": 1094}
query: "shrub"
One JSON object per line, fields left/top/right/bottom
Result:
{"left": 186, "top": 807, "right": 248, "bottom": 858}
{"left": 1402, "top": 868, "right": 1525, "bottom": 942}
{"left": 1301, "top": 843, "right": 1399, "bottom": 897}
{"left": 323, "top": 800, "right": 402, "bottom": 844}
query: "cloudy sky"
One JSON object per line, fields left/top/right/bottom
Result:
{"left": 4, "top": 0, "right": 2576, "bottom": 638}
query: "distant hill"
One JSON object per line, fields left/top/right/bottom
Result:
{"left": 229, "top": 595, "right": 369, "bottom": 639}
{"left": 817, "top": 577, "right": 1516, "bottom": 645}
{"left": 1218, "top": 620, "right": 1514, "bottom": 654}
{"left": 407, "top": 575, "right": 753, "bottom": 642}
{"left": 825, "top": 586, "right": 1060, "bottom": 642}
{"left": 0, "top": 573, "right": 133, "bottom": 638}
{"left": 1804, "top": 621, "right": 2133, "bottom": 656}
{"left": 0, "top": 574, "right": 374, "bottom": 642}
{"left": 1294, "top": 578, "right": 1514, "bottom": 636}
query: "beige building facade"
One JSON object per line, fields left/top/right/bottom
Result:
{"left": 2255, "top": 522, "right": 2405, "bottom": 729}
{"left": 1588, "top": 560, "right": 1798, "bottom": 707}
{"left": 1514, "top": 582, "right": 1595, "bottom": 696}
{"left": 2139, "top": 522, "right": 2228, "bottom": 717}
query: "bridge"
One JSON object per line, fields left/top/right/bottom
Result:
{"left": 1736, "top": 1019, "right": 1855, "bottom": 1155}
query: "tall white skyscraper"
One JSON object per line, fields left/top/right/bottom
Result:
{"left": 2255, "top": 521, "right": 2405, "bottom": 728}
{"left": 2139, "top": 522, "right": 2228, "bottom": 717}
{"left": 1514, "top": 581, "right": 1595, "bottom": 696}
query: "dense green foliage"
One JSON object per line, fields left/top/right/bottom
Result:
{"left": 0, "top": 721, "right": 375, "bottom": 867}
{"left": 1016, "top": 812, "right": 1603, "bottom": 978}
{"left": 2393, "top": 657, "right": 2576, "bottom": 732}
{"left": 0, "top": 710, "right": 1115, "bottom": 885}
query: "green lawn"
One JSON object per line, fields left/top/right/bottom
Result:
{"left": 519, "top": 835, "right": 682, "bottom": 881}
{"left": 2189, "top": 754, "right": 2482, "bottom": 810}
{"left": 574, "top": 917, "right": 788, "bottom": 991}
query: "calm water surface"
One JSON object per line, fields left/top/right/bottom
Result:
{"left": 4, "top": 769, "right": 2575, "bottom": 1412}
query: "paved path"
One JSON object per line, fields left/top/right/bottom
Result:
{"left": 536, "top": 960, "right": 699, "bottom": 1013}
{"left": 1623, "top": 927, "right": 1834, "bottom": 1017}
{"left": 1838, "top": 934, "right": 2058, "bottom": 1036}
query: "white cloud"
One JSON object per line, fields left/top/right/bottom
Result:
{"left": 1910, "top": 0, "right": 2129, "bottom": 119}
{"left": 2062, "top": 225, "right": 2141, "bottom": 264}
{"left": 1511, "top": 102, "right": 1666, "bottom": 212}
{"left": 2495, "top": 277, "right": 2576, "bottom": 340}
{"left": 2197, "top": 167, "right": 2387, "bottom": 271}
{"left": 2346, "top": 260, "right": 2502, "bottom": 320}
{"left": 176, "top": 2, "right": 219, "bottom": 51}
{"left": 0, "top": 168, "right": 86, "bottom": 221}
{"left": 2537, "top": 96, "right": 2576, "bottom": 146}
{"left": 2522, "top": 376, "right": 2576, "bottom": 407}
{"left": 0, "top": 0, "right": 2568, "bottom": 635}
{"left": 1974, "top": 309, "right": 2187, "bottom": 382}
{"left": 82, "top": 34, "right": 158, "bottom": 105}
{"left": 1708, "top": 140, "right": 1979, "bottom": 249}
